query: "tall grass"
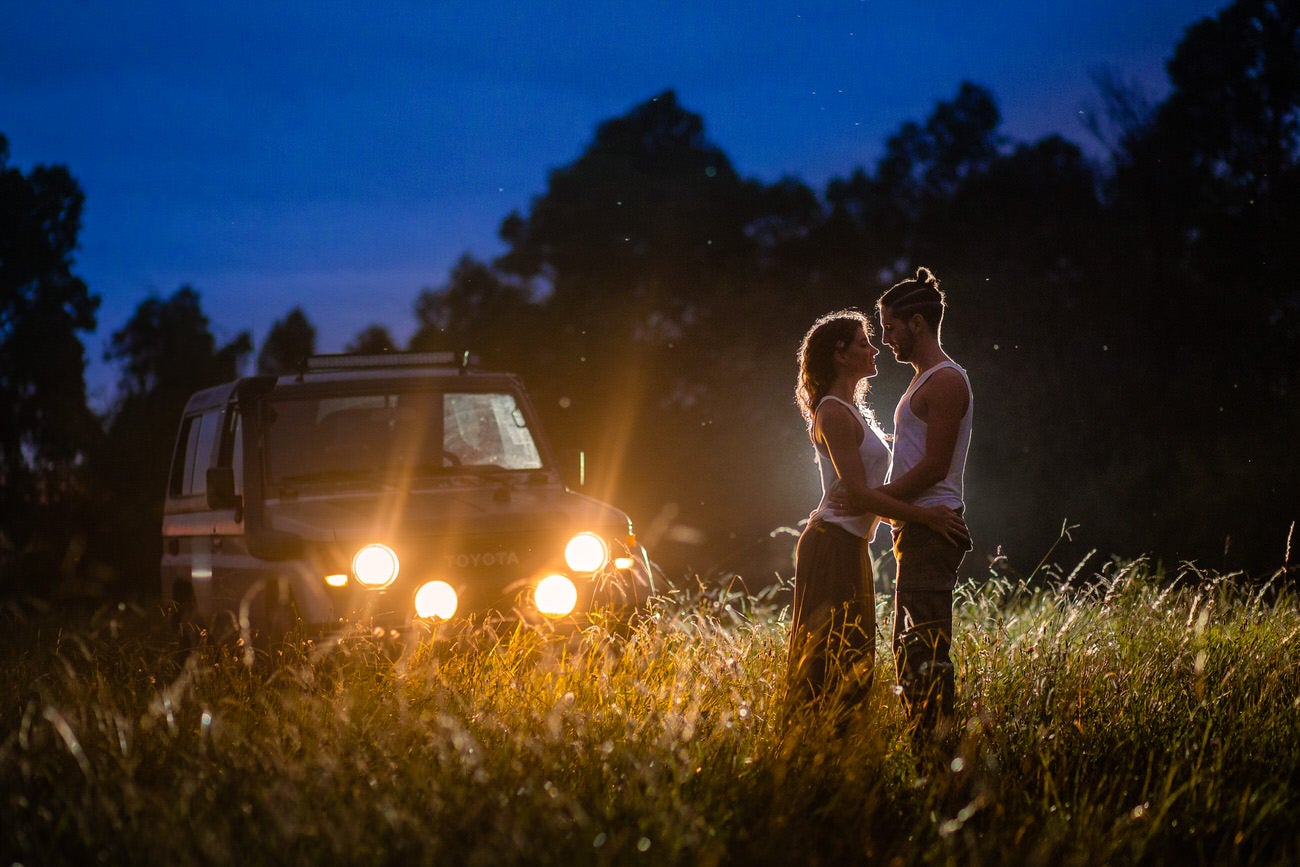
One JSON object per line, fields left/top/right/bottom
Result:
{"left": 2, "top": 561, "right": 1298, "bottom": 866}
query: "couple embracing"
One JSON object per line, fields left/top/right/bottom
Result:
{"left": 787, "top": 267, "right": 973, "bottom": 750}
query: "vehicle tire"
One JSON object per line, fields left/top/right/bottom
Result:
{"left": 257, "top": 576, "right": 302, "bottom": 666}
{"left": 169, "top": 583, "right": 203, "bottom": 661}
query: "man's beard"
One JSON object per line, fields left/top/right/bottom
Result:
{"left": 890, "top": 338, "right": 914, "bottom": 362}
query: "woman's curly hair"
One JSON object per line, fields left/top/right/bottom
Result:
{"left": 795, "top": 309, "right": 873, "bottom": 430}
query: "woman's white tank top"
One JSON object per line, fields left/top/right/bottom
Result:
{"left": 810, "top": 395, "right": 891, "bottom": 539}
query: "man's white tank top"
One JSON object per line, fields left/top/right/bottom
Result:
{"left": 810, "top": 395, "right": 891, "bottom": 539}
{"left": 887, "top": 360, "right": 972, "bottom": 510}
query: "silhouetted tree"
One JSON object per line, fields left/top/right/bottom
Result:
{"left": 822, "top": 82, "right": 1006, "bottom": 286}
{"left": 1102, "top": 0, "right": 1300, "bottom": 567}
{"left": 256, "top": 306, "right": 315, "bottom": 374}
{"left": 1081, "top": 66, "right": 1155, "bottom": 157}
{"left": 5, "top": 2, "right": 1291, "bottom": 597}
{"left": 929, "top": 136, "right": 1114, "bottom": 560}
{"left": 0, "top": 135, "right": 99, "bottom": 593}
{"left": 409, "top": 255, "right": 534, "bottom": 368}
{"left": 497, "top": 90, "right": 759, "bottom": 310}
{"left": 346, "top": 324, "right": 397, "bottom": 354}
{"left": 491, "top": 91, "right": 825, "bottom": 569}
{"left": 415, "top": 48, "right": 1292, "bottom": 577}
{"left": 87, "top": 287, "right": 250, "bottom": 592}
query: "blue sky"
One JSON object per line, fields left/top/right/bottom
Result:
{"left": 4, "top": 0, "right": 1226, "bottom": 406}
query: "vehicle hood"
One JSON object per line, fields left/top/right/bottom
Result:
{"left": 263, "top": 484, "right": 630, "bottom": 541}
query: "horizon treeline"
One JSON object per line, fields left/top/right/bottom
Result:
{"left": 1, "top": 0, "right": 1296, "bottom": 597}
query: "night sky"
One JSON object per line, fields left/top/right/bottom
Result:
{"left": 4, "top": 0, "right": 1226, "bottom": 405}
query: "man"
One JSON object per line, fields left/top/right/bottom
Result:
{"left": 857, "top": 266, "right": 974, "bottom": 749}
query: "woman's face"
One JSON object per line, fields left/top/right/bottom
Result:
{"left": 837, "top": 325, "right": 879, "bottom": 380}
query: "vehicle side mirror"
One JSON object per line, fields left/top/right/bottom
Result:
{"left": 206, "top": 466, "right": 241, "bottom": 511}
{"left": 559, "top": 448, "right": 586, "bottom": 489}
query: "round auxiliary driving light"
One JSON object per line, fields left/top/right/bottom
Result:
{"left": 414, "top": 581, "right": 458, "bottom": 621}
{"left": 353, "top": 543, "right": 399, "bottom": 588}
{"left": 534, "top": 574, "right": 578, "bottom": 617}
{"left": 564, "top": 532, "right": 609, "bottom": 573}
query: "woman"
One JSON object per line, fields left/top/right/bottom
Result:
{"left": 787, "top": 310, "right": 967, "bottom": 716}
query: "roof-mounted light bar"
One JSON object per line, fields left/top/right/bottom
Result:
{"left": 301, "top": 351, "right": 480, "bottom": 374}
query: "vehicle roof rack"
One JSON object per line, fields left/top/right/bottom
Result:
{"left": 299, "top": 350, "right": 480, "bottom": 376}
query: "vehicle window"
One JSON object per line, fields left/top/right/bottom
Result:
{"left": 232, "top": 414, "right": 243, "bottom": 494}
{"left": 444, "top": 393, "right": 541, "bottom": 469}
{"left": 169, "top": 409, "right": 223, "bottom": 497}
{"left": 169, "top": 416, "right": 197, "bottom": 497}
{"left": 264, "top": 389, "right": 543, "bottom": 490}
{"left": 217, "top": 408, "right": 244, "bottom": 495}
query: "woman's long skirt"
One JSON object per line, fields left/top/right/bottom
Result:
{"left": 786, "top": 517, "right": 875, "bottom": 712}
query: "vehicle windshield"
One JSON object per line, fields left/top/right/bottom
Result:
{"left": 264, "top": 389, "right": 544, "bottom": 491}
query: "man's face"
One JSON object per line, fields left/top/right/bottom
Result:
{"left": 878, "top": 307, "right": 915, "bottom": 363}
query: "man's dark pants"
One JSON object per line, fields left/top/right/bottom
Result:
{"left": 891, "top": 518, "right": 969, "bottom": 739}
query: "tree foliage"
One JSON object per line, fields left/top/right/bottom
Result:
{"left": 0, "top": 135, "right": 99, "bottom": 590}
{"left": 256, "top": 307, "right": 316, "bottom": 375}
{"left": 409, "top": 255, "right": 534, "bottom": 367}
{"left": 346, "top": 323, "right": 397, "bottom": 355}
{"left": 410, "top": 6, "right": 1297, "bottom": 578}
{"left": 88, "top": 287, "right": 251, "bottom": 590}
{"left": 4, "top": 0, "right": 1295, "bottom": 595}
{"left": 488, "top": 91, "right": 825, "bottom": 569}
{"left": 1096, "top": 0, "right": 1300, "bottom": 565}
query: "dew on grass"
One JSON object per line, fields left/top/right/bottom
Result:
{"left": 44, "top": 706, "right": 91, "bottom": 778}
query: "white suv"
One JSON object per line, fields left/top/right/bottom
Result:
{"left": 161, "top": 352, "right": 655, "bottom": 650}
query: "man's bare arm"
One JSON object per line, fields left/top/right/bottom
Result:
{"left": 819, "top": 402, "right": 963, "bottom": 535}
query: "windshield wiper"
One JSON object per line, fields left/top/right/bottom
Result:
{"left": 394, "top": 462, "right": 517, "bottom": 478}
{"left": 392, "top": 462, "right": 533, "bottom": 501}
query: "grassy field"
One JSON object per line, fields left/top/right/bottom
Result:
{"left": 3, "top": 560, "right": 1298, "bottom": 866}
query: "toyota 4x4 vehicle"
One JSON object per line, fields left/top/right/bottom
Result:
{"left": 161, "top": 352, "right": 655, "bottom": 648}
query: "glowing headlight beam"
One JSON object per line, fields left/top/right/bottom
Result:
{"left": 534, "top": 574, "right": 578, "bottom": 617}
{"left": 353, "top": 543, "right": 399, "bottom": 588}
{"left": 414, "top": 581, "right": 458, "bottom": 620}
{"left": 564, "top": 532, "right": 609, "bottom": 573}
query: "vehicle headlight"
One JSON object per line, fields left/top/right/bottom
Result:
{"left": 353, "top": 543, "right": 399, "bottom": 588}
{"left": 564, "top": 532, "right": 608, "bottom": 573}
{"left": 534, "top": 574, "right": 578, "bottom": 617}
{"left": 414, "top": 580, "right": 458, "bottom": 620}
